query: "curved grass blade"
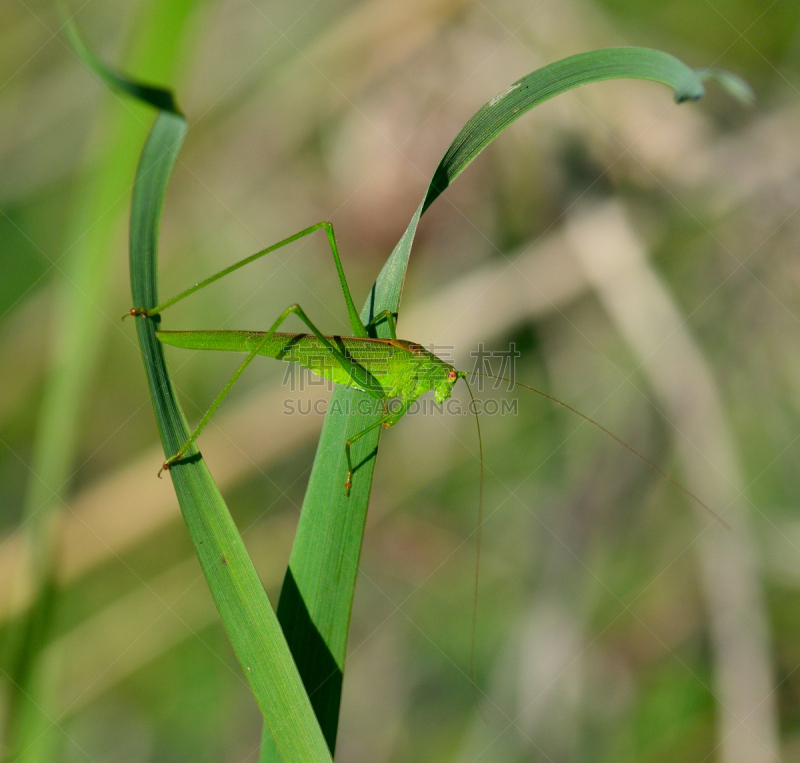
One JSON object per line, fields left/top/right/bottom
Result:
{"left": 66, "top": 20, "right": 332, "bottom": 762}
{"left": 63, "top": 13, "right": 179, "bottom": 113}
{"left": 421, "top": 46, "right": 752, "bottom": 211}
{"left": 263, "top": 47, "right": 749, "bottom": 758}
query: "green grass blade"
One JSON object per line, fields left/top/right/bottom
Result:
{"left": 421, "top": 46, "right": 750, "bottom": 212}
{"left": 260, "top": 203, "right": 424, "bottom": 757}
{"left": 263, "top": 47, "right": 747, "bottom": 757}
{"left": 67, "top": 22, "right": 332, "bottom": 762}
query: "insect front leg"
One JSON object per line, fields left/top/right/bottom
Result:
{"left": 343, "top": 397, "right": 412, "bottom": 496}
{"left": 381, "top": 398, "right": 412, "bottom": 428}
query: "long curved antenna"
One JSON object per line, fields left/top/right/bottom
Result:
{"left": 459, "top": 374, "right": 487, "bottom": 717}
{"left": 472, "top": 371, "right": 729, "bottom": 530}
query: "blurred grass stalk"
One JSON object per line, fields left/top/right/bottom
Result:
{"left": 2, "top": 2, "right": 203, "bottom": 760}
{"left": 568, "top": 201, "right": 779, "bottom": 763}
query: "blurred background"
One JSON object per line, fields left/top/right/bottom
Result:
{"left": 2, "top": 0, "right": 800, "bottom": 760}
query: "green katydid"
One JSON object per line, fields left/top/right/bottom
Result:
{"left": 127, "top": 219, "right": 720, "bottom": 524}
{"left": 126, "top": 220, "right": 468, "bottom": 496}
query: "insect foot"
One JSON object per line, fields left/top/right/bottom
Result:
{"left": 157, "top": 454, "right": 181, "bottom": 478}
{"left": 344, "top": 473, "right": 352, "bottom": 497}
{"left": 122, "top": 307, "right": 149, "bottom": 320}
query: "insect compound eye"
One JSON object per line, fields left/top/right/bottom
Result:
{"left": 448, "top": 370, "right": 458, "bottom": 380}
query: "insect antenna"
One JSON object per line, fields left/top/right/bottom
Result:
{"left": 459, "top": 373, "right": 487, "bottom": 717}
{"left": 471, "top": 371, "right": 729, "bottom": 530}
